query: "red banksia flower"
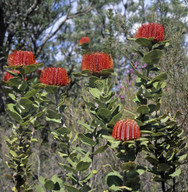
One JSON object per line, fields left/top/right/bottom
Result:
{"left": 8, "top": 50, "right": 37, "bottom": 66}
{"left": 81, "top": 52, "right": 113, "bottom": 74}
{"left": 40, "top": 67, "right": 70, "bottom": 86}
{"left": 80, "top": 37, "right": 90, "bottom": 45}
{"left": 112, "top": 119, "right": 141, "bottom": 140}
{"left": 3, "top": 71, "right": 20, "bottom": 81}
{"left": 135, "top": 23, "right": 165, "bottom": 42}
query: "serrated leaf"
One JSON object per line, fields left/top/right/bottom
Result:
{"left": 76, "top": 161, "right": 91, "bottom": 171}
{"left": 136, "top": 105, "right": 149, "bottom": 114}
{"left": 35, "top": 185, "right": 45, "bottom": 192}
{"left": 25, "top": 89, "right": 40, "bottom": 98}
{"left": 105, "top": 171, "right": 123, "bottom": 187}
{"left": 59, "top": 163, "right": 77, "bottom": 174}
{"left": 135, "top": 37, "right": 153, "bottom": 47}
{"left": 122, "top": 161, "right": 137, "bottom": 171}
{"left": 8, "top": 93, "right": 16, "bottom": 101}
{"left": 46, "top": 109, "right": 61, "bottom": 123}
{"left": 44, "top": 180, "right": 54, "bottom": 190}
{"left": 78, "top": 133, "right": 96, "bottom": 146}
{"left": 147, "top": 72, "right": 167, "bottom": 86}
{"left": 19, "top": 63, "right": 43, "bottom": 74}
{"left": 143, "top": 49, "right": 163, "bottom": 64}
{"left": 178, "top": 154, "right": 187, "bottom": 161}
{"left": 166, "top": 148, "right": 175, "bottom": 161}
{"left": 108, "top": 113, "right": 122, "bottom": 127}
{"left": 169, "top": 168, "right": 181, "bottom": 178}
{"left": 78, "top": 120, "right": 92, "bottom": 131}
{"left": 89, "top": 88, "right": 101, "bottom": 98}
{"left": 6, "top": 104, "right": 22, "bottom": 122}
{"left": 19, "top": 98, "right": 33, "bottom": 109}
{"left": 39, "top": 176, "right": 45, "bottom": 185}
{"left": 146, "top": 156, "right": 159, "bottom": 165}
{"left": 92, "top": 144, "right": 108, "bottom": 155}
{"left": 9, "top": 150, "right": 17, "bottom": 157}
{"left": 97, "top": 108, "right": 111, "bottom": 120}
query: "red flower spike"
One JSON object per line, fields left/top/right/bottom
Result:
{"left": 81, "top": 52, "right": 113, "bottom": 74}
{"left": 135, "top": 23, "right": 165, "bottom": 42}
{"left": 8, "top": 50, "right": 37, "bottom": 66}
{"left": 80, "top": 37, "right": 90, "bottom": 45}
{"left": 3, "top": 71, "right": 20, "bottom": 81}
{"left": 112, "top": 119, "right": 141, "bottom": 141}
{"left": 40, "top": 67, "right": 70, "bottom": 86}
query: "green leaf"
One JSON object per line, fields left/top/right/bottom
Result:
{"left": 19, "top": 63, "right": 43, "bottom": 74}
{"left": 35, "top": 185, "right": 45, "bottom": 192}
{"left": 88, "top": 76, "right": 101, "bottom": 88}
{"left": 9, "top": 150, "right": 17, "bottom": 157}
{"left": 147, "top": 72, "right": 167, "bottom": 86}
{"left": 157, "top": 163, "right": 171, "bottom": 172}
{"left": 64, "top": 184, "right": 79, "bottom": 192}
{"left": 46, "top": 109, "right": 61, "bottom": 123}
{"left": 89, "top": 88, "right": 101, "bottom": 98}
{"left": 178, "top": 154, "right": 187, "bottom": 161}
{"left": 111, "top": 104, "right": 121, "bottom": 118}
{"left": 135, "top": 37, "right": 153, "bottom": 47}
{"left": 105, "top": 171, "right": 123, "bottom": 187}
{"left": 76, "top": 161, "right": 91, "bottom": 171}
{"left": 136, "top": 105, "right": 149, "bottom": 114}
{"left": 19, "top": 98, "right": 33, "bottom": 109}
{"left": 44, "top": 180, "right": 54, "bottom": 190}
{"left": 25, "top": 89, "right": 40, "bottom": 98}
{"left": 143, "top": 49, "right": 163, "bottom": 64}
{"left": 39, "top": 176, "right": 45, "bottom": 185}
{"left": 92, "top": 144, "right": 108, "bottom": 155}
{"left": 6, "top": 104, "right": 22, "bottom": 122}
{"left": 8, "top": 77, "right": 22, "bottom": 86}
{"left": 146, "top": 156, "right": 159, "bottom": 166}
{"left": 59, "top": 163, "right": 77, "bottom": 174}
{"left": 8, "top": 93, "right": 16, "bottom": 101}
{"left": 56, "top": 127, "right": 71, "bottom": 135}
{"left": 100, "top": 68, "right": 114, "bottom": 75}
{"left": 18, "top": 81, "right": 27, "bottom": 91}
{"left": 108, "top": 113, "right": 122, "bottom": 127}
{"left": 78, "top": 120, "right": 92, "bottom": 131}
{"left": 78, "top": 133, "right": 96, "bottom": 146}
{"left": 122, "top": 161, "right": 137, "bottom": 171}
{"left": 97, "top": 108, "right": 111, "bottom": 120}
{"left": 72, "top": 72, "right": 88, "bottom": 77}
{"left": 169, "top": 168, "right": 181, "bottom": 178}
{"left": 166, "top": 148, "right": 175, "bottom": 161}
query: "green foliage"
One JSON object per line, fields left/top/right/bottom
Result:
{"left": 132, "top": 32, "right": 187, "bottom": 192}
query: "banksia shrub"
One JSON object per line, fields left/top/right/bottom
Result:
{"left": 81, "top": 52, "right": 113, "bottom": 74}
{"left": 112, "top": 119, "right": 141, "bottom": 140}
{"left": 40, "top": 67, "right": 70, "bottom": 86}
{"left": 135, "top": 22, "right": 165, "bottom": 42}
{"left": 8, "top": 50, "right": 37, "bottom": 66}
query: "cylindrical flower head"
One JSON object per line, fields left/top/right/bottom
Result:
{"left": 112, "top": 119, "right": 141, "bottom": 140}
{"left": 80, "top": 37, "right": 90, "bottom": 45}
{"left": 8, "top": 50, "right": 37, "bottom": 66}
{"left": 40, "top": 67, "right": 70, "bottom": 86}
{"left": 81, "top": 52, "right": 113, "bottom": 74}
{"left": 135, "top": 23, "right": 165, "bottom": 42}
{"left": 3, "top": 71, "right": 20, "bottom": 81}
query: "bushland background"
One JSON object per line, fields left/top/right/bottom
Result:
{"left": 0, "top": 0, "right": 187, "bottom": 191}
